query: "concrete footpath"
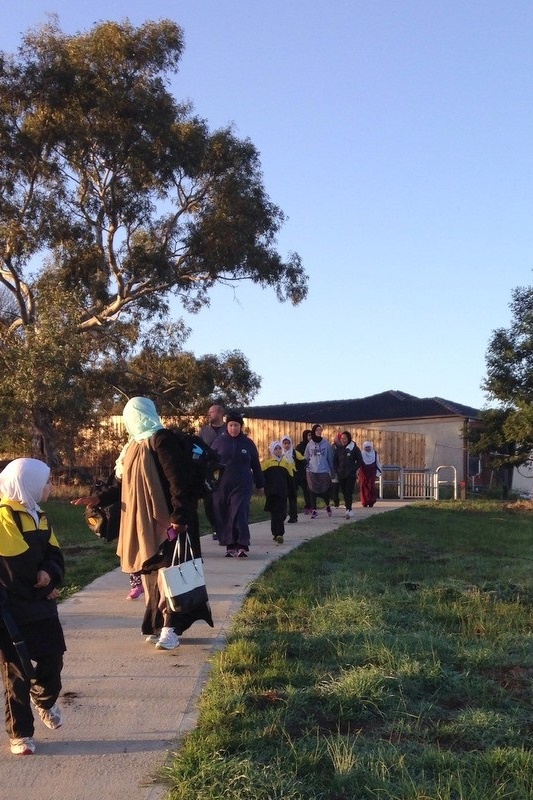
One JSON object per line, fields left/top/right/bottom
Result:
{"left": 0, "top": 501, "right": 410, "bottom": 800}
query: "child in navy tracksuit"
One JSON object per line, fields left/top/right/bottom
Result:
{"left": 261, "top": 442, "right": 291, "bottom": 544}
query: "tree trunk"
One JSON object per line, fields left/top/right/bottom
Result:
{"left": 31, "top": 407, "right": 63, "bottom": 469}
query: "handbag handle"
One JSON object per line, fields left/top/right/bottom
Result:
{"left": 170, "top": 531, "right": 194, "bottom": 566}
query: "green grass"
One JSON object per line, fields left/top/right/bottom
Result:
{"left": 159, "top": 500, "right": 533, "bottom": 800}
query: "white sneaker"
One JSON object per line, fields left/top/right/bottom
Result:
{"left": 31, "top": 697, "right": 62, "bottom": 729}
{"left": 155, "top": 627, "right": 180, "bottom": 650}
{"left": 10, "top": 737, "right": 35, "bottom": 755}
{"left": 145, "top": 634, "right": 160, "bottom": 644}
{"left": 344, "top": 510, "right": 353, "bottom": 519}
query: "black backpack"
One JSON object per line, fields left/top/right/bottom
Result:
{"left": 169, "top": 429, "right": 225, "bottom": 498}
{"left": 84, "top": 475, "right": 121, "bottom": 542}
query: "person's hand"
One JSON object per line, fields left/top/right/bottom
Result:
{"left": 169, "top": 522, "right": 188, "bottom": 532}
{"left": 34, "top": 570, "right": 51, "bottom": 588}
{"left": 71, "top": 495, "right": 100, "bottom": 507}
{"left": 46, "top": 588, "right": 60, "bottom": 600}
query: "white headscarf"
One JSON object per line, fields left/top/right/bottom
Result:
{"left": 269, "top": 441, "right": 283, "bottom": 461}
{"left": 281, "top": 435, "right": 294, "bottom": 461}
{"left": 362, "top": 441, "right": 377, "bottom": 465}
{"left": 0, "top": 458, "right": 50, "bottom": 524}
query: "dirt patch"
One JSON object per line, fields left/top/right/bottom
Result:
{"left": 503, "top": 499, "right": 533, "bottom": 512}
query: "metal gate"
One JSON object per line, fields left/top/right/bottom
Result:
{"left": 378, "top": 465, "right": 458, "bottom": 500}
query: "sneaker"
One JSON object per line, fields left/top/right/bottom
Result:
{"left": 287, "top": 518, "right": 297, "bottom": 523}
{"left": 274, "top": 535, "right": 284, "bottom": 544}
{"left": 310, "top": 510, "right": 318, "bottom": 519}
{"left": 31, "top": 698, "right": 62, "bottom": 730}
{"left": 145, "top": 634, "right": 160, "bottom": 644}
{"left": 212, "top": 531, "right": 218, "bottom": 540}
{"left": 127, "top": 584, "right": 144, "bottom": 600}
{"left": 326, "top": 506, "right": 332, "bottom": 517}
{"left": 225, "top": 549, "right": 237, "bottom": 557}
{"left": 344, "top": 510, "right": 353, "bottom": 519}
{"left": 236, "top": 548, "right": 248, "bottom": 557}
{"left": 10, "top": 737, "right": 35, "bottom": 755}
{"left": 155, "top": 627, "right": 180, "bottom": 650}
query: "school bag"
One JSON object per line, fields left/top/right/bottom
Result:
{"left": 84, "top": 475, "right": 121, "bottom": 542}
{"left": 168, "top": 429, "right": 225, "bottom": 498}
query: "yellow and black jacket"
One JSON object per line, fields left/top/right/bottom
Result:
{"left": 261, "top": 457, "right": 291, "bottom": 498}
{"left": 0, "top": 500, "right": 64, "bottom": 627}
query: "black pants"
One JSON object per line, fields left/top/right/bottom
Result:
{"left": 203, "top": 493, "right": 217, "bottom": 533}
{"left": 338, "top": 476, "right": 356, "bottom": 511}
{"left": 267, "top": 495, "right": 286, "bottom": 538}
{"left": 2, "top": 652, "right": 63, "bottom": 738}
{"left": 298, "top": 477, "right": 312, "bottom": 509}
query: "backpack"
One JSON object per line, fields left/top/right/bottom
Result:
{"left": 84, "top": 475, "right": 121, "bottom": 543}
{"left": 169, "top": 429, "right": 225, "bottom": 498}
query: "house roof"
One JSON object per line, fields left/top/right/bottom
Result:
{"left": 243, "top": 390, "right": 481, "bottom": 425}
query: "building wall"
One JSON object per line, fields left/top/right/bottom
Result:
{"left": 369, "top": 417, "right": 469, "bottom": 481}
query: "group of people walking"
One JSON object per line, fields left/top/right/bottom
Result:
{"left": 260, "top": 425, "right": 383, "bottom": 541}
{"left": 0, "top": 396, "right": 383, "bottom": 757}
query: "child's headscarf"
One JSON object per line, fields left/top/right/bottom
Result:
{"left": 269, "top": 441, "right": 283, "bottom": 461}
{"left": 281, "top": 435, "right": 294, "bottom": 460}
{"left": 0, "top": 458, "right": 50, "bottom": 524}
{"left": 122, "top": 397, "right": 164, "bottom": 441}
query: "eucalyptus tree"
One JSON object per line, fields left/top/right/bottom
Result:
{"left": 477, "top": 284, "right": 533, "bottom": 470}
{"left": 0, "top": 19, "right": 307, "bottom": 464}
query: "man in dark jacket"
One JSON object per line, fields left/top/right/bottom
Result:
{"left": 199, "top": 402, "right": 226, "bottom": 539}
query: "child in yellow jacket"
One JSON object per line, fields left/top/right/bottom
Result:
{"left": 261, "top": 442, "right": 291, "bottom": 544}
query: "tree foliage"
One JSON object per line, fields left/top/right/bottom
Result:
{"left": 480, "top": 284, "right": 533, "bottom": 468}
{"left": 0, "top": 18, "right": 307, "bottom": 464}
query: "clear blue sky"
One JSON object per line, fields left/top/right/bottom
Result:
{"left": 4, "top": 1, "right": 533, "bottom": 410}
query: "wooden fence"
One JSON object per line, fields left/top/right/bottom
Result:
{"left": 33, "top": 415, "right": 426, "bottom": 476}
{"left": 241, "top": 419, "right": 425, "bottom": 468}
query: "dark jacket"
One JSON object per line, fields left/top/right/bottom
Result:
{"left": 334, "top": 442, "right": 363, "bottom": 481}
{"left": 0, "top": 503, "right": 64, "bottom": 627}
{"left": 262, "top": 458, "right": 290, "bottom": 498}
{"left": 212, "top": 432, "right": 264, "bottom": 492}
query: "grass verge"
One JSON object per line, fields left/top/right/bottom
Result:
{"left": 160, "top": 500, "right": 533, "bottom": 800}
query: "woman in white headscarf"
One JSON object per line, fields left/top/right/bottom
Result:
{"left": 358, "top": 441, "right": 382, "bottom": 507}
{"left": 0, "top": 458, "right": 66, "bottom": 756}
{"left": 73, "top": 397, "right": 213, "bottom": 650}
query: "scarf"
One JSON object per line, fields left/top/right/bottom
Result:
{"left": 116, "top": 439, "right": 170, "bottom": 573}
{"left": 281, "top": 435, "right": 294, "bottom": 462}
{"left": 362, "top": 441, "right": 377, "bottom": 465}
{"left": 0, "top": 458, "right": 50, "bottom": 525}
{"left": 122, "top": 397, "right": 164, "bottom": 441}
{"left": 269, "top": 441, "right": 283, "bottom": 461}
{"left": 311, "top": 424, "right": 323, "bottom": 443}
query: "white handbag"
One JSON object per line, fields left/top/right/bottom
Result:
{"left": 160, "top": 533, "right": 208, "bottom": 613}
